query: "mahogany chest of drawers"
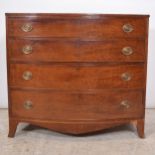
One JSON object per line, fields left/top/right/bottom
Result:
{"left": 6, "top": 13, "right": 149, "bottom": 138}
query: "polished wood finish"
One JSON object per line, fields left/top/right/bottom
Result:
{"left": 9, "top": 38, "right": 145, "bottom": 62}
{"left": 8, "top": 119, "right": 18, "bottom": 137}
{"left": 10, "top": 90, "right": 143, "bottom": 120}
{"left": 6, "top": 13, "right": 149, "bottom": 138}
{"left": 8, "top": 17, "right": 147, "bottom": 38}
{"left": 137, "top": 119, "right": 145, "bottom": 138}
{"left": 10, "top": 63, "right": 145, "bottom": 89}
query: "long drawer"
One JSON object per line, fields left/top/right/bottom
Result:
{"left": 9, "top": 38, "right": 145, "bottom": 62}
{"left": 10, "top": 90, "right": 144, "bottom": 120}
{"left": 9, "top": 63, "right": 145, "bottom": 89}
{"left": 8, "top": 18, "right": 146, "bottom": 38}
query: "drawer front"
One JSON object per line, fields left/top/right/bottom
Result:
{"left": 9, "top": 39, "right": 145, "bottom": 62}
{"left": 10, "top": 90, "right": 144, "bottom": 120}
{"left": 8, "top": 18, "right": 146, "bottom": 38}
{"left": 9, "top": 64, "right": 145, "bottom": 89}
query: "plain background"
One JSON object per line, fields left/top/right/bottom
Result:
{"left": 0, "top": 0, "right": 155, "bottom": 108}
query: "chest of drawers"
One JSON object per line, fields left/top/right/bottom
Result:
{"left": 6, "top": 13, "right": 149, "bottom": 138}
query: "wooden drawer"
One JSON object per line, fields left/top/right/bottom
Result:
{"left": 9, "top": 63, "right": 145, "bottom": 89}
{"left": 8, "top": 18, "right": 146, "bottom": 38}
{"left": 9, "top": 38, "right": 145, "bottom": 62}
{"left": 10, "top": 90, "right": 144, "bottom": 120}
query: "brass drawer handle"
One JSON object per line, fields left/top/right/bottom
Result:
{"left": 121, "top": 72, "right": 132, "bottom": 81}
{"left": 122, "top": 47, "right": 133, "bottom": 56}
{"left": 21, "top": 23, "right": 33, "bottom": 32}
{"left": 24, "top": 100, "right": 33, "bottom": 110}
{"left": 22, "top": 45, "right": 33, "bottom": 55}
{"left": 22, "top": 71, "right": 32, "bottom": 80}
{"left": 122, "top": 24, "right": 134, "bottom": 33}
{"left": 120, "top": 100, "right": 130, "bottom": 109}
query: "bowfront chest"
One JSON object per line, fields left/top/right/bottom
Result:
{"left": 6, "top": 13, "right": 149, "bottom": 138}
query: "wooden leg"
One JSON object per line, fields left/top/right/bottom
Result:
{"left": 136, "top": 119, "right": 145, "bottom": 138}
{"left": 8, "top": 119, "right": 18, "bottom": 138}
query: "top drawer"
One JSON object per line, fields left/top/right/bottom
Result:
{"left": 8, "top": 17, "right": 147, "bottom": 38}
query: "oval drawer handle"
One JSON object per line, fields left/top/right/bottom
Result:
{"left": 120, "top": 100, "right": 130, "bottom": 109}
{"left": 22, "top": 71, "right": 33, "bottom": 80}
{"left": 121, "top": 72, "right": 132, "bottom": 81}
{"left": 24, "top": 100, "right": 33, "bottom": 110}
{"left": 122, "top": 24, "right": 134, "bottom": 33}
{"left": 22, "top": 45, "right": 33, "bottom": 55}
{"left": 122, "top": 47, "right": 133, "bottom": 56}
{"left": 21, "top": 23, "right": 33, "bottom": 32}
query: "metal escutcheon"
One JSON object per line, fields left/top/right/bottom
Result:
{"left": 120, "top": 100, "right": 130, "bottom": 109}
{"left": 122, "top": 24, "right": 134, "bottom": 33}
{"left": 122, "top": 47, "right": 133, "bottom": 56}
{"left": 22, "top": 45, "right": 33, "bottom": 55}
{"left": 24, "top": 100, "right": 33, "bottom": 110}
{"left": 21, "top": 23, "right": 33, "bottom": 32}
{"left": 22, "top": 71, "right": 32, "bottom": 80}
{"left": 121, "top": 72, "right": 132, "bottom": 81}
